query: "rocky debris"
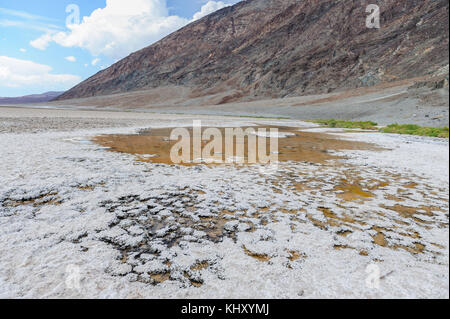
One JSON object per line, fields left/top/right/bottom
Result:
{"left": 410, "top": 75, "right": 450, "bottom": 90}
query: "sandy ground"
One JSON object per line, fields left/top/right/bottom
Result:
{"left": 134, "top": 85, "right": 450, "bottom": 127}
{"left": 21, "top": 79, "right": 449, "bottom": 128}
{"left": 0, "top": 106, "right": 448, "bottom": 298}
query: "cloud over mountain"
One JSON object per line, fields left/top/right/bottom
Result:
{"left": 30, "top": 0, "right": 232, "bottom": 60}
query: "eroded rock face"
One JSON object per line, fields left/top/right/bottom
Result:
{"left": 56, "top": 0, "right": 449, "bottom": 102}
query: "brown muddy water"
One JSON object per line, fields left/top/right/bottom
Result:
{"left": 92, "top": 126, "right": 380, "bottom": 165}
{"left": 87, "top": 125, "right": 450, "bottom": 276}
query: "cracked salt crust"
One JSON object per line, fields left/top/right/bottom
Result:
{"left": 0, "top": 119, "right": 448, "bottom": 298}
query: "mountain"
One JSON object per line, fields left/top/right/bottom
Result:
{"left": 55, "top": 0, "right": 449, "bottom": 104}
{"left": 0, "top": 91, "right": 64, "bottom": 105}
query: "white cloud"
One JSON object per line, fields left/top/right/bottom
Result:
{"left": 0, "top": 56, "right": 81, "bottom": 90}
{"left": 0, "top": 7, "right": 57, "bottom": 21}
{"left": 193, "top": 1, "right": 230, "bottom": 21}
{"left": 19, "top": 48, "right": 26, "bottom": 53}
{"left": 65, "top": 56, "right": 76, "bottom": 62}
{"left": 0, "top": 8, "right": 62, "bottom": 33}
{"left": 30, "top": 33, "right": 54, "bottom": 50}
{"left": 0, "top": 19, "right": 61, "bottom": 33}
{"left": 91, "top": 58, "right": 101, "bottom": 66}
{"left": 30, "top": 0, "right": 234, "bottom": 60}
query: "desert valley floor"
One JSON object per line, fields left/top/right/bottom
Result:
{"left": 0, "top": 106, "right": 448, "bottom": 298}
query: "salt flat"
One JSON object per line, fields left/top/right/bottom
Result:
{"left": 0, "top": 106, "right": 448, "bottom": 298}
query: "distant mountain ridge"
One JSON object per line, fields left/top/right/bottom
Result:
{"left": 0, "top": 91, "right": 64, "bottom": 105}
{"left": 55, "top": 0, "right": 449, "bottom": 104}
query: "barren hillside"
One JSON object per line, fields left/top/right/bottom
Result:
{"left": 56, "top": 0, "right": 449, "bottom": 103}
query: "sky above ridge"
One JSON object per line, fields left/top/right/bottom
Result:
{"left": 0, "top": 0, "right": 240, "bottom": 97}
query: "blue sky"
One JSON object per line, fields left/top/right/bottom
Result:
{"left": 0, "top": 0, "right": 239, "bottom": 97}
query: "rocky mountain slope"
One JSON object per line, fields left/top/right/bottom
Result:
{"left": 56, "top": 0, "right": 449, "bottom": 103}
{"left": 0, "top": 92, "right": 63, "bottom": 105}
